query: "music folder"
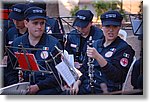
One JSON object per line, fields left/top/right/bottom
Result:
{"left": 15, "top": 52, "right": 40, "bottom": 71}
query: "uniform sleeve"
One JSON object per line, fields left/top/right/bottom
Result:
{"left": 36, "top": 57, "right": 61, "bottom": 90}
{"left": 78, "top": 56, "right": 89, "bottom": 82}
{"left": 101, "top": 45, "right": 135, "bottom": 83}
{"left": 37, "top": 74, "right": 59, "bottom": 90}
{"left": 5, "top": 30, "right": 9, "bottom": 46}
{"left": 65, "top": 34, "right": 73, "bottom": 54}
{"left": 131, "top": 59, "right": 141, "bottom": 89}
{"left": 53, "top": 20, "right": 60, "bottom": 33}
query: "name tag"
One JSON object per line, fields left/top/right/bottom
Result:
{"left": 8, "top": 41, "right": 13, "bottom": 45}
{"left": 70, "top": 44, "right": 77, "bottom": 48}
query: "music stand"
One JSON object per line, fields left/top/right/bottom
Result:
{"left": 130, "top": 14, "right": 143, "bottom": 36}
{"left": 15, "top": 52, "right": 40, "bottom": 72}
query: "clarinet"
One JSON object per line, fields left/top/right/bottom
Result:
{"left": 87, "top": 36, "right": 95, "bottom": 94}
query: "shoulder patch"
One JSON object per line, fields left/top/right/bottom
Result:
{"left": 41, "top": 51, "right": 49, "bottom": 59}
{"left": 120, "top": 58, "right": 128, "bottom": 67}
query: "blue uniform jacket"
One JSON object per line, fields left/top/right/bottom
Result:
{"left": 79, "top": 37, "right": 135, "bottom": 93}
{"left": 45, "top": 17, "right": 61, "bottom": 39}
{"left": 5, "top": 26, "right": 28, "bottom": 46}
{"left": 6, "top": 33, "right": 63, "bottom": 90}
{"left": 65, "top": 26, "right": 103, "bottom": 63}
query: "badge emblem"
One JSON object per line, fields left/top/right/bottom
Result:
{"left": 70, "top": 44, "right": 77, "bottom": 48}
{"left": 120, "top": 58, "right": 128, "bottom": 67}
{"left": 41, "top": 51, "right": 49, "bottom": 59}
{"left": 8, "top": 41, "right": 13, "bottom": 44}
{"left": 110, "top": 48, "right": 116, "bottom": 52}
{"left": 105, "top": 51, "right": 113, "bottom": 58}
{"left": 43, "top": 47, "right": 49, "bottom": 51}
{"left": 123, "top": 53, "right": 130, "bottom": 58}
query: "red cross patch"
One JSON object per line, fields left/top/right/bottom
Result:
{"left": 120, "top": 58, "right": 128, "bottom": 67}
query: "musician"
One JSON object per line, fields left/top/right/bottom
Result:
{"left": 71, "top": 10, "right": 135, "bottom": 94}
{"left": 2, "top": 3, "right": 28, "bottom": 87}
{"left": 131, "top": 36, "right": 143, "bottom": 90}
{"left": 27, "top": 3, "right": 61, "bottom": 40}
{"left": 2, "top": 3, "right": 28, "bottom": 65}
{"left": 5, "top": 3, "right": 28, "bottom": 46}
{"left": 5, "top": 7, "right": 63, "bottom": 95}
{"left": 65, "top": 10, "right": 103, "bottom": 65}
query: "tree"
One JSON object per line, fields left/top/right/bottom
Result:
{"left": 70, "top": 5, "right": 87, "bottom": 16}
{"left": 70, "top": 6, "right": 79, "bottom": 16}
{"left": 93, "top": 0, "right": 126, "bottom": 21}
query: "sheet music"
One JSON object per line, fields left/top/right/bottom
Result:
{"left": 0, "top": 64, "right": 7, "bottom": 67}
{"left": 0, "top": 82, "right": 30, "bottom": 95}
{"left": 63, "top": 50, "right": 82, "bottom": 77}
{"left": 63, "top": 50, "right": 77, "bottom": 75}
{"left": 56, "top": 61, "right": 75, "bottom": 87}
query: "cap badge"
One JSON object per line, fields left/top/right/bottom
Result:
{"left": 106, "top": 14, "right": 116, "bottom": 18}
{"left": 77, "top": 15, "right": 86, "bottom": 20}
{"left": 33, "top": 10, "right": 43, "bottom": 13}
{"left": 13, "top": 8, "right": 21, "bottom": 12}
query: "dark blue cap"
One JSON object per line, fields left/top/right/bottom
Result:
{"left": 24, "top": 7, "right": 46, "bottom": 20}
{"left": 9, "top": 3, "right": 28, "bottom": 20}
{"left": 101, "top": 10, "right": 123, "bottom": 26}
{"left": 73, "top": 10, "right": 94, "bottom": 28}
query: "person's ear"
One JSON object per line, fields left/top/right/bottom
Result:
{"left": 89, "top": 21, "right": 93, "bottom": 25}
{"left": 24, "top": 20, "right": 28, "bottom": 28}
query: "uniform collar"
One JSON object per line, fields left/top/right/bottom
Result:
{"left": 111, "top": 36, "right": 122, "bottom": 46}
{"left": 16, "top": 28, "right": 28, "bottom": 37}
{"left": 101, "top": 36, "right": 121, "bottom": 48}
{"left": 23, "top": 33, "right": 47, "bottom": 47}
{"left": 81, "top": 26, "right": 94, "bottom": 39}
{"left": 86, "top": 26, "right": 94, "bottom": 39}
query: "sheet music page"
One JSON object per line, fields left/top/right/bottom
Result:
{"left": 56, "top": 61, "right": 75, "bottom": 87}
{"left": 63, "top": 50, "right": 82, "bottom": 77}
{"left": 63, "top": 50, "right": 77, "bottom": 74}
{"left": 0, "top": 82, "right": 30, "bottom": 95}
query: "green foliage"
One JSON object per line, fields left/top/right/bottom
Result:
{"left": 82, "top": 5, "right": 88, "bottom": 10}
{"left": 138, "top": 1, "right": 143, "bottom": 15}
{"left": 93, "top": 0, "right": 126, "bottom": 20}
{"left": 70, "top": 6, "right": 79, "bottom": 16}
{"left": 93, "top": 1, "right": 110, "bottom": 18}
{"left": 70, "top": 5, "right": 87, "bottom": 16}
